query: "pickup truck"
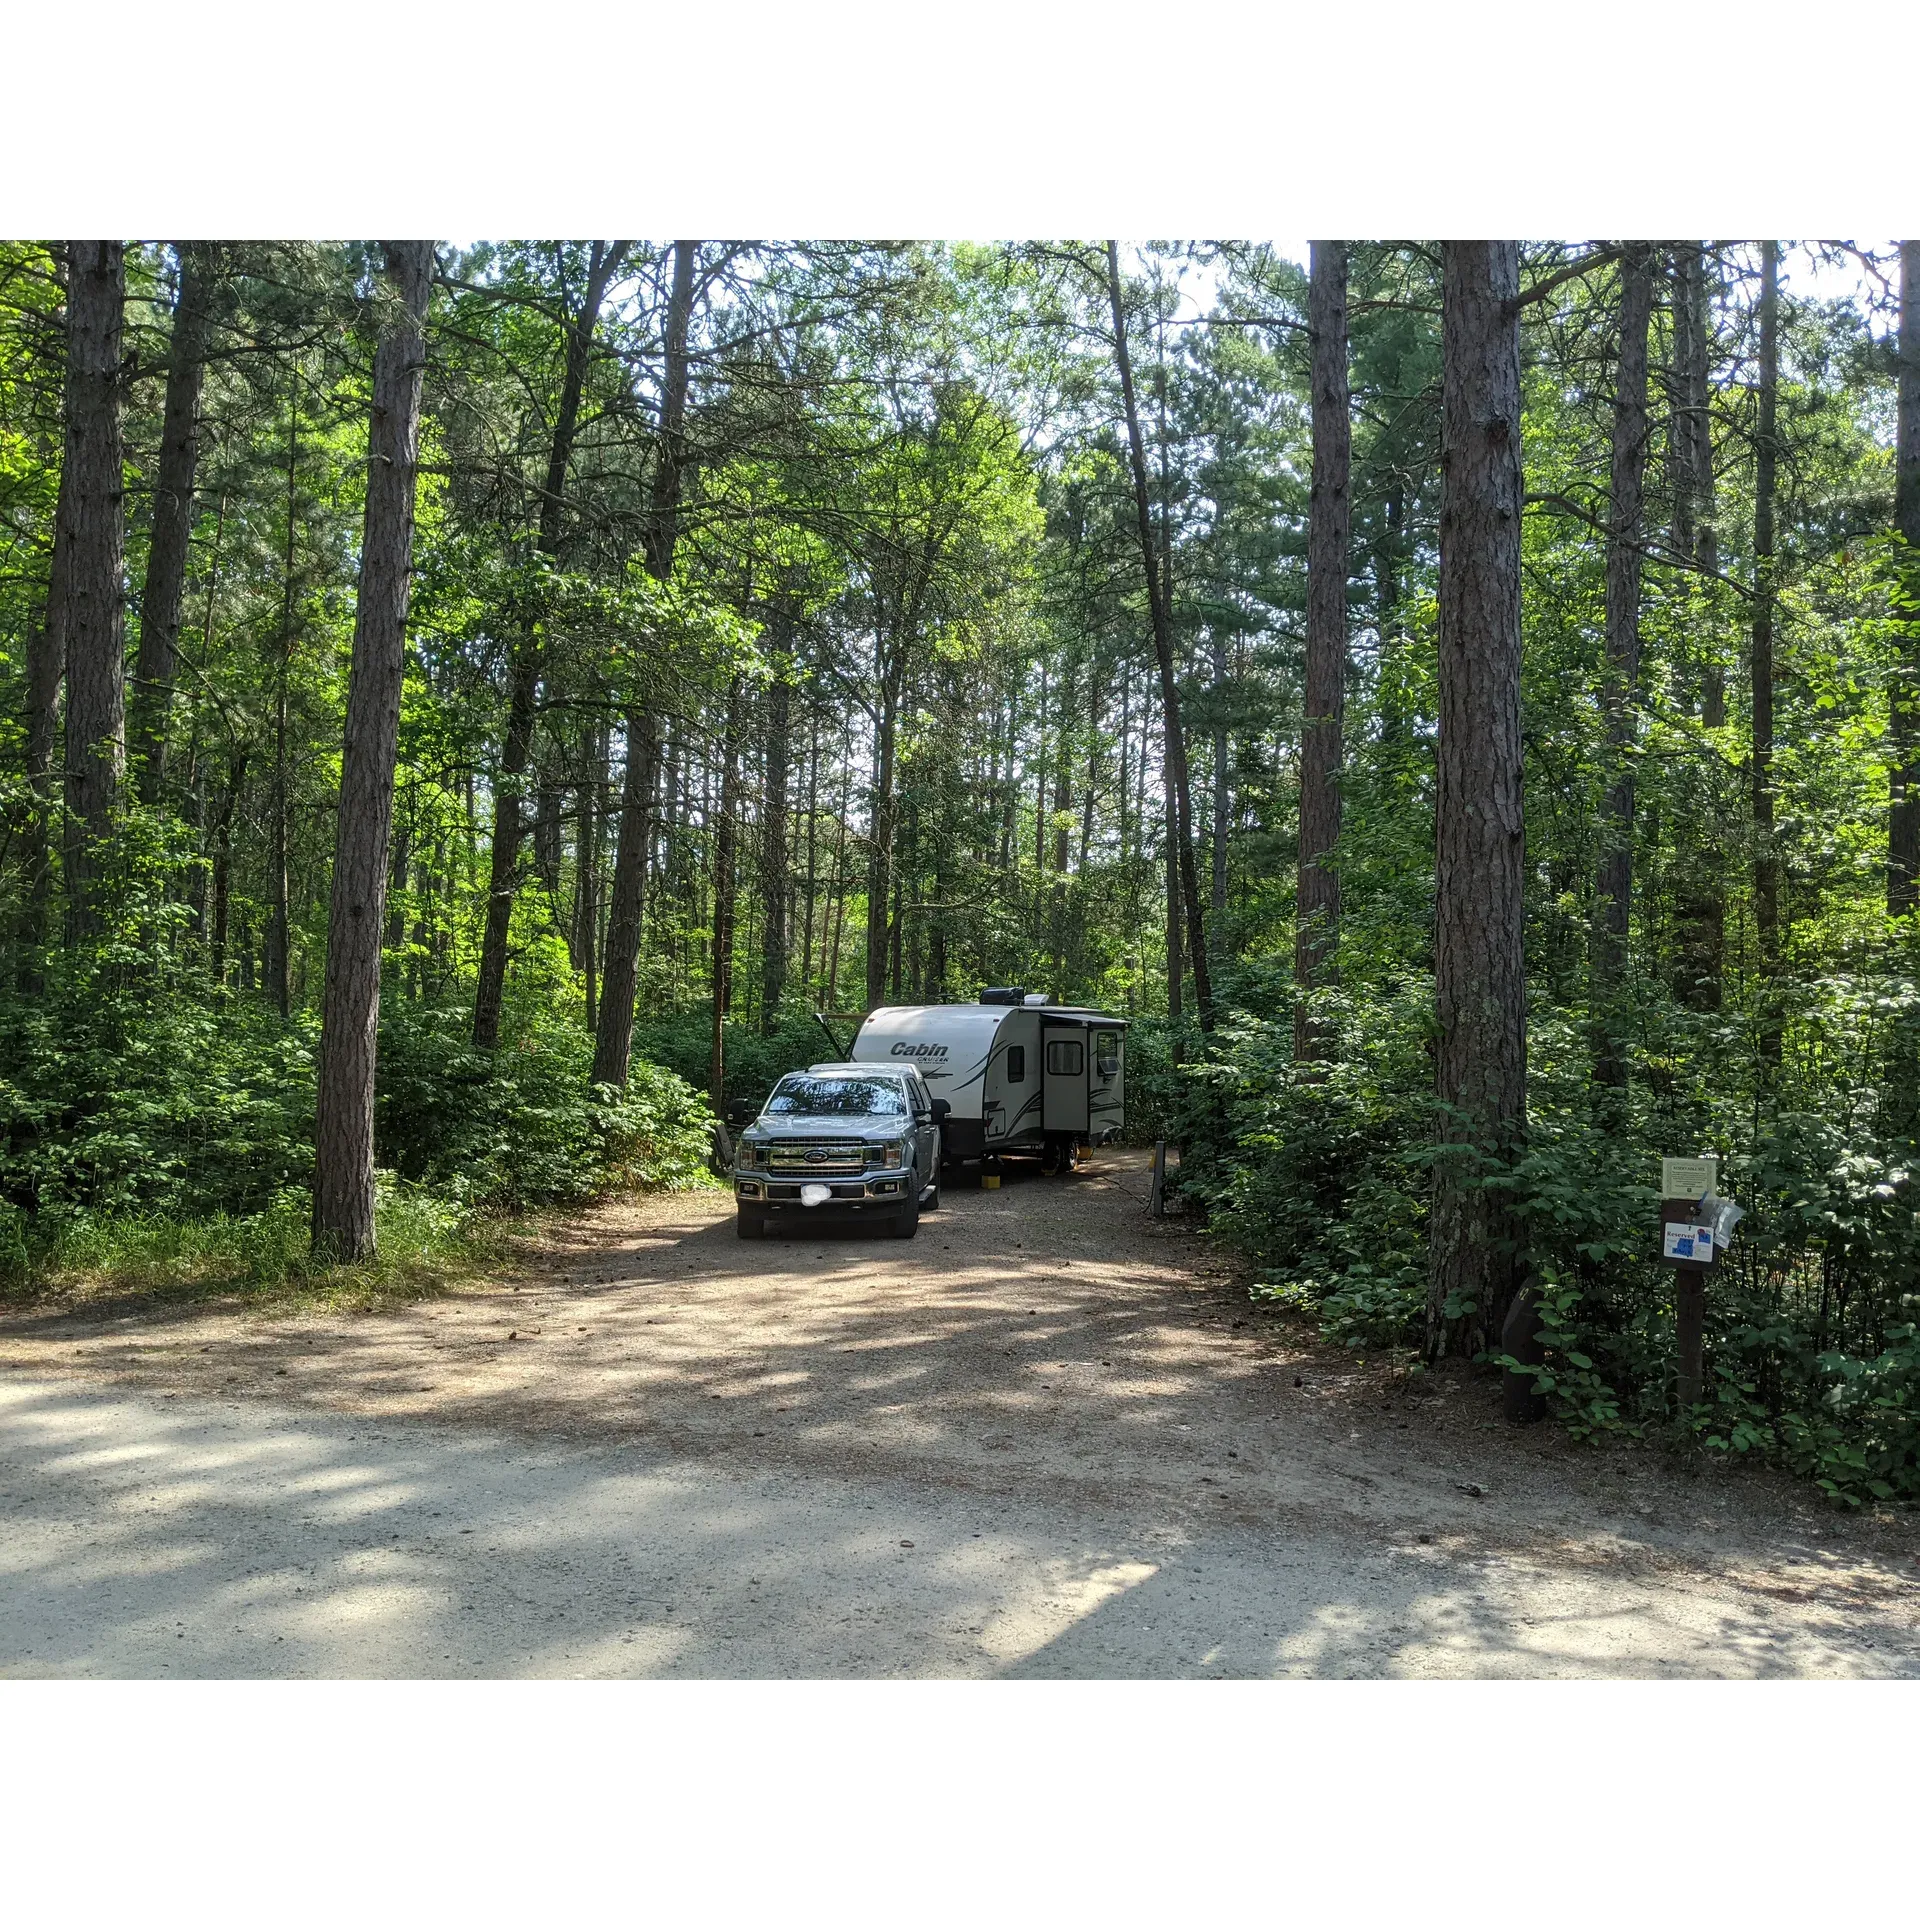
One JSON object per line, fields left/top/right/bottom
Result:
{"left": 730, "top": 1062, "right": 947, "bottom": 1241}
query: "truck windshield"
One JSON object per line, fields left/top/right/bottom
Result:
{"left": 766, "top": 1075, "right": 907, "bottom": 1118}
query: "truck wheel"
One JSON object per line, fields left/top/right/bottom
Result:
{"left": 890, "top": 1190, "right": 921, "bottom": 1239}
{"left": 736, "top": 1202, "right": 767, "bottom": 1240}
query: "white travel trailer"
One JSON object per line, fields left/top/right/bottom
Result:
{"left": 848, "top": 990, "right": 1126, "bottom": 1169}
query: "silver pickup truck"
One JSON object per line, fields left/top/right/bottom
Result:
{"left": 731, "top": 1062, "right": 947, "bottom": 1241}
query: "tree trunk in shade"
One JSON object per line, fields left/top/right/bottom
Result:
{"left": 1105, "top": 241, "right": 1211, "bottom": 1031}
{"left": 760, "top": 609, "right": 793, "bottom": 1029}
{"left": 20, "top": 450, "right": 69, "bottom": 976}
{"left": 1670, "top": 242, "right": 1726, "bottom": 1010}
{"left": 1426, "top": 240, "right": 1528, "bottom": 1362}
{"left": 61, "top": 240, "right": 127, "bottom": 943}
{"left": 1752, "top": 241, "right": 1781, "bottom": 1066}
{"left": 311, "top": 242, "right": 434, "bottom": 1261}
{"left": 473, "top": 239, "right": 628, "bottom": 1049}
{"left": 708, "top": 683, "right": 743, "bottom": 1112}
{"left": 595, "top": 239, "right": 698, "bottom": 1086}
{"left": 1592, "top": 244, "right": 1655, "bottom": 1090}
{"left": 1294, "top": 240, "right": 1350, "bottom": 1064}
{"left": 1888, "top": 241, "right": 1920, "bottom": 917}
{"left": 130, "top": 243, "right": 215, "bottom": 805}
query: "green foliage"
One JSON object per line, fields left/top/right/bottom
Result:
{"left": 376, "top": 998, "right": 714, "bottom": 1209}
{"left": 0, "top": 817, "right": 317, "bottom": 1220}
{"left": 1184, "top": 977, "right": 1432, "bottom": 1347}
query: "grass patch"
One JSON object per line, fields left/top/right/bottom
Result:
{"left": 0, "top": 1179, "right": 536, "bottom": 1320}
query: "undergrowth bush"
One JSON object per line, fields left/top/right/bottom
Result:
{"left": 0, "top": 838, "right": 716, "bottom": 1305}
{"left": 1187, "top": 966, "right": 1920, "bottom": 1505}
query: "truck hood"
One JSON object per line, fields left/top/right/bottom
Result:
{"left": 743, "top": 1115, "right": 911, "bottom": 1145}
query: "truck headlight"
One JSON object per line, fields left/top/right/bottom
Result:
{"left": 866, "top": 1142, "right": 903, "bottom": 1169}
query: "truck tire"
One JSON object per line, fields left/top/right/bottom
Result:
{"left": 736, "top": 1201, "right": 767, "bottom": 1240}
{"left": 890, "top": 1189, "right": 920, "bottom": 1239}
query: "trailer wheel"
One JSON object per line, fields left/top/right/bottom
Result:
{"left": 1040, "top": 1137, "right": 1067, "bottom": 1176}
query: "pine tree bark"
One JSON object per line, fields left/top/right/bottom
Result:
{"left": 474, "top": 239, "right": 628, "bottom": 1048}
{"left": 312, "top": 242, "right": 434, "bottom": 1261}
{"left": 594, "top": 239, "right": 697, "bottom": 1086}
{"left": 864, "top": 683, "right": 900, "bottom": 1010}
{"left": 1671, "top": 242, "right": 1726, "bottom": 1009}
{"left": 1592, "top": 245, "right": 1655, "bottom": 1088}
{"left": 1295, "top": 239, "right": 1351, "bottom": 1064}
{"left": 20, "top": 458, "right": 69, "bottom": 973}
{"left": 1426, "top": 241, "right": 1528, "bottom": 1362}
{"left": 1210, "top": 628, "right": 1230, "bottom": 924}
{"left": 1752, "top": 241, "right": 1782, "bottom": 1064}
{"left": 760, "top": 614, "right": 792, "bottom": 1029}
{"left": 61, "top": 241, "right": 128, "bottom": 943}
{"left": 1888, "top": 241, "right": 1920, "bottom": 917}
{"left": 264, "top": 375, "right": 298, "bottom": 1016}
{"left": 129, "top": 243, "right": 215, "bottom": 806}
{"left": 709, "top": 684, "right": 743, "bottom": 1110}
{"left": 1105, "top": 241, "right": 1211, "bottom": 1030}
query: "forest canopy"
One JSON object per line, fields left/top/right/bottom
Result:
{"left": 2, "top": 237, "right": 1917, "bottom": 1502}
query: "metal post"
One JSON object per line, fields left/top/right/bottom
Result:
{"left": 1659, "top": 1194, "right": 1709, "bottom": 1409}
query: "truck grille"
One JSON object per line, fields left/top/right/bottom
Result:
{"left": 768, "top": 1141, "right": 868, "bottom": 1176}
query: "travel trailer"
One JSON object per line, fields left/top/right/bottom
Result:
{"left": 847, "top": 990, "right": 1126, "bottom": 1170}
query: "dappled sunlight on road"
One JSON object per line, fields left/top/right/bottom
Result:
{"left": 5, "top": 1376, "right": 1914, "bottom": 1679}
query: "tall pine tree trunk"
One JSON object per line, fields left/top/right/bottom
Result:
{"left": 312, "top": 242, "right": 434, "bottom": 1261}
{"left": 61, "top": 241, "right": 127, "bottom": 944}
{"left": 21, "top": 455, "right": 69, "bottom": 976}
{"left": 864, "top": 686, "right": 899, "bottom": 1011}
{"left": 1753, "top": 241, "right": 1782, "bottom": 1066}
{"left": 1889, "top": 241, "right": 1920, "bottom": 917}
{"left": 709, "top": 685, "right": 743, "bottom": 1109}
{"left": 1105, "top": 241, "right": 1211, "bottom": 1030}
{"left": 595, "top": 239, "right": 696, "bottom": 1086}
{"left": 1592, "top": 245, "right": 1655, "bottom": 1088}
{"left": 1210, "top": 628, "right": 1230, "bottom": 924}
{"left": 130, "top": 243, "right": 215, "bottom": 805}
{"left": 474, "top": 239, "right": 627, "bottom": 1048}
{"left": 1427, "top": 240, "right": 1528, "bottom": 1362}
{"left": 264, "top": 373, "right": 298, "bottom": 1016}
{"left": 1672, "top": 242, "right": 1726, "bottom": 1009}
{"left": 760, "top": 616, "right": 792, "bottom": 1030}
{"left": 1295, "top": 239, "right": 1351, "bottom": 1064}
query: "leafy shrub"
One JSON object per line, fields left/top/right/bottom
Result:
{"left": 376, "top": 997, "right": 714, "bottom": 1209}
{"left": 0, "top": 829, "right": 317, "bottom": 1221}
{"left": 1184, "top": 978, "right": 1432, "bottom": 1347}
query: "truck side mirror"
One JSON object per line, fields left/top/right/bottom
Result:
{"left": 930, "top": 1099, "right": 950, "bottom": 1123}
{"left": 725, "top": 1098, "right": 755, "bottom": 1128}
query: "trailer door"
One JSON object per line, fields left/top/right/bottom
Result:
{"left": 1088, "top": 1026, "right": 1124, "bottom": 1138}
{"left": 1041, "top": 1023, "right": 1090, "bottom": 1132}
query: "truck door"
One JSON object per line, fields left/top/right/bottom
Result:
{"left": 1041, "top": 1024, "right": 1090, "bottom": 1132}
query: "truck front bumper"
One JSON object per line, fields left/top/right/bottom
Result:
{"left": 735, "top": 1175, "right": 912, "bottom": 1211}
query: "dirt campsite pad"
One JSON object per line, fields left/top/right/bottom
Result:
{"left": 4, "top": 1149, "right": 1919, "bottom": 1677}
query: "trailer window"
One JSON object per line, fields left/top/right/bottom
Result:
{"left": 1005, "top": 1045, "right": 1025, "bottom": 1083}
{"left": 1046, "top": 1039, "right": 1084, "bottom": 1076}
{"left": 1096, "top": 1031, "right": 1120, "bottom": 1076}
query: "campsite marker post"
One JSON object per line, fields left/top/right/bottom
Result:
{"left": 1659, "top": 1156, "right": 1720, "bottom": 1409}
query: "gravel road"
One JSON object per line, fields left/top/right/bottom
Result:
{"left": 4, "top": 1152, "right": 1917, "bottom": 1677}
